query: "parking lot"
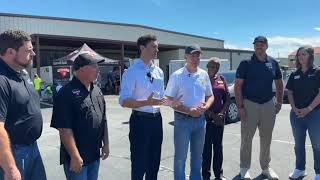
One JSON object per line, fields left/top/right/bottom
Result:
{"left": 39, "top": 95, "right": 314, "bottom": 180}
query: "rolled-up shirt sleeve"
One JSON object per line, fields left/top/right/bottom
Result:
{"left": 50, "top": 90, "right": 74, "bottom": 129}
{"left": 285, "top": 73, "right": 294, "bottom": 91}
{"left": 119, "top": 69, "right": 135, "bottom": 105}
{"left": 0, "top": 77, "right": 9, "bottom": 122}
{"left": 274, "top": 62, "right": 282, "bottom": 80}
{"left": 236, "top": 61, "right": 247, "bottom": 79}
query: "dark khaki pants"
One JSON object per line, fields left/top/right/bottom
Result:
{"left": 240, "top": 99, "right": 276, "bottom": 170}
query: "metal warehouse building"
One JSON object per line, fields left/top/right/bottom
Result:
{"left": 0, "top": 13, "right": 253, "bottom": 82}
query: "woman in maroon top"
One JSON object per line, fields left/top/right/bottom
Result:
{"left": 202, "top": 57, "right": 230, "bottom": 180}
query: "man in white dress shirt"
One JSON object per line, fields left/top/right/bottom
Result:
{"left": 165, "top": 44, "right": 214, "bottom": 180}
{"left": 119, "top": 34, "right": 165, "bottom": 180}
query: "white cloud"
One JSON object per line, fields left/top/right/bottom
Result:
{"left": 314, "top": 27, "right": 320, "bottom": 31}
{"left": 225, "top": 36, "right": 320, "bottom": 58}
{"left": 224, "top": 43, "right": 251, "bottom": 51}
{"left": 267, "top": 36, "right": 320, "bottom": 46}
{"left": 266, "top": 36, "right": 320, "bottom": 57}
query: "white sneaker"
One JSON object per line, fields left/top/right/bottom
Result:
{"left": 240, "top": 168, "right": 252, "bottom": 180}
{"left": 262, "top": 168, "right": 279, "bottom": 180}
{"left": 289, "top": 169, "right": 307, "bottom": 179}
{"left": 315, "top": 174, "right": 320, "bottom": 180}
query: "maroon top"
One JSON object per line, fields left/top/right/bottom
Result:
{"left": 208, "top": 74, "right": 229, "bottom": 113}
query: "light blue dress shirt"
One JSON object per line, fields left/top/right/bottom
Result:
{"left": 119, "top": 59, "right": 164, "bottom": 113}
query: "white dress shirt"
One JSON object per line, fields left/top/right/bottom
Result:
{"left": 119, "top": 59, "right": 164, "bottom": 113}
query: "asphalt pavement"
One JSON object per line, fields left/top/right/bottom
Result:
{"left": 38, "top": 96, "right": 314, "bottom": 180}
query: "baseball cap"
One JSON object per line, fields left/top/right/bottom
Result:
{"left": 185, "top": 44, "right": 202, "bottom": 54}
{"left": 72, "top": 53, "right": 105, "bottom": 71}
{"left": 253, "top": 36, "right": 268, "bottom": 44}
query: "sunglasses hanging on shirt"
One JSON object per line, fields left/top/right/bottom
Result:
{"left": 147, "top": 72, "right": 154, "bottom": 83}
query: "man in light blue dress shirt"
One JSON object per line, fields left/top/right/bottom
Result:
{"left": 119, "top": 34, "right": 165, "bottom": 180}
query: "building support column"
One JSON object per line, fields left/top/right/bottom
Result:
{"left": 119, "top": 43, "right": 125, "bottom": 82}
{"left": 35, "top": 36, "right": 41, "bottom": 76}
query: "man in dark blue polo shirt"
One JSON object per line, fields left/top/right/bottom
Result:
{"left": 51, "top": 53, "right": 109, "bottom": 180}
{"left": 235, "top": 36, "right": 283, "bottom": 180}
{"left": 0, "top": 30, "right": 46, "bottom": 180}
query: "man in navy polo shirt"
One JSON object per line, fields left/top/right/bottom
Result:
{"left": 0, "top": 30, "right": 46, "bottom": 180}
{"left": 235, "top": 36, "right": 283, "bottom": 180}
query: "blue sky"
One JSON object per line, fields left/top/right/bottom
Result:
{"left": 1, "top": 0, "right": 320, "bottom": 57}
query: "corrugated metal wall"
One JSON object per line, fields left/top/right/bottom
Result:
{"left": 0, "top": 15, "right": 224, "bottom": 48}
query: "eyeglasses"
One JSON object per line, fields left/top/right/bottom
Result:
{"left": 147, "top": 72, "right": 154, "bottom": 83}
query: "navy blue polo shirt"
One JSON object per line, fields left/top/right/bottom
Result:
{"left": 51, "top": 77, "right": 106, "bottom": 165}
{"left": 236, "top": 54, "right": 282, "bottom": 104}
{"left": 286, "top": 67, "right": 320, "bottom": 109}
{"left": 0, "top": 59, "right": 43, "bottom": 145}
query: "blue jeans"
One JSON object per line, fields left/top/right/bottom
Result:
{"left": 63, "top": 159, "right": 100, "bottom": 180}
{"left": 290, "top": 108, "right": 320, "bottom": 174}
{"left": 174, "top": 112, "right": 206, "bottom": 180}
{"left": 0, "top": 142, "right": 46, "bottom": 180}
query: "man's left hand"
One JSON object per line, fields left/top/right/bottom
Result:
{"left": 275, "top": 102, "right": 282, "bottom": 114}
{"left": 101, "top": 145, "right": 110, "bottom": 160}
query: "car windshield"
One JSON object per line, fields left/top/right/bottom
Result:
{"left": 219, "top": 71, "right": 236, "bottom": 86}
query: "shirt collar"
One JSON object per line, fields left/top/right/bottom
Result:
{"left": 0, "top": 58, "right": 22, "bottom": 79}
{"left": 297, "top": 66, "right": 316, "bottom": 75}
{"left": 135, "top": 59, "right": 155, "bottom": 70}
{"left": 71, "top": 76, "right": 94, "bottom": 92}
{"left": 182, "top": 66, "right": 200, "bottom": 76}
{"left": 251, "top": 53, "right": 270, "bottom": 63}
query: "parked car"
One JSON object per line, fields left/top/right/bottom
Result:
{"left": 220, "top": 69, "right": 291, "bottom": 123}
{"left": 219, "top": 71, "right": 239, "bottom": 123}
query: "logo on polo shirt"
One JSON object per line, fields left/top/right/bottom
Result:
{"left": 294, "top": 75, "right": 300, "bottom": 79}
{"left": 265, "top": 62, "right": 273, "bottom": 70}
{"left": 197, "top": 78, "right": 206, "bottom": 85}
{"left": 72, "top": 89, "right": 81, "bottom": 96}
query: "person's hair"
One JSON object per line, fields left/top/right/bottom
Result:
{"left": 0, "top": 29, "right": 31, "bottom": 56}
{"left": 295, "top": 46, "right": 314, "bottom": 69}
{"left": 207, "top": 57, "right": 220, "bottom": 68}
{"left": 136, "top": 34, "right": 157, "bottom": 56}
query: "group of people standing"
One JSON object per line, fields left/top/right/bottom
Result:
{"left": 0, "top": 29, "right": 319, "bottom": 180}
{"left": 120, "top": 34, "right": 320, "bottom": 180}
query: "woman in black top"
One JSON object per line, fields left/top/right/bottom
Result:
{"left": 286, "top": 46, "right": 320, "bottom": 180}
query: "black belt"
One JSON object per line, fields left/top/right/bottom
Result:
{"left": 174, "top": 111, "right": 192, "bottom": 117}
{"left": 132, "top": 110, "right": 161, "bottom": 118}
